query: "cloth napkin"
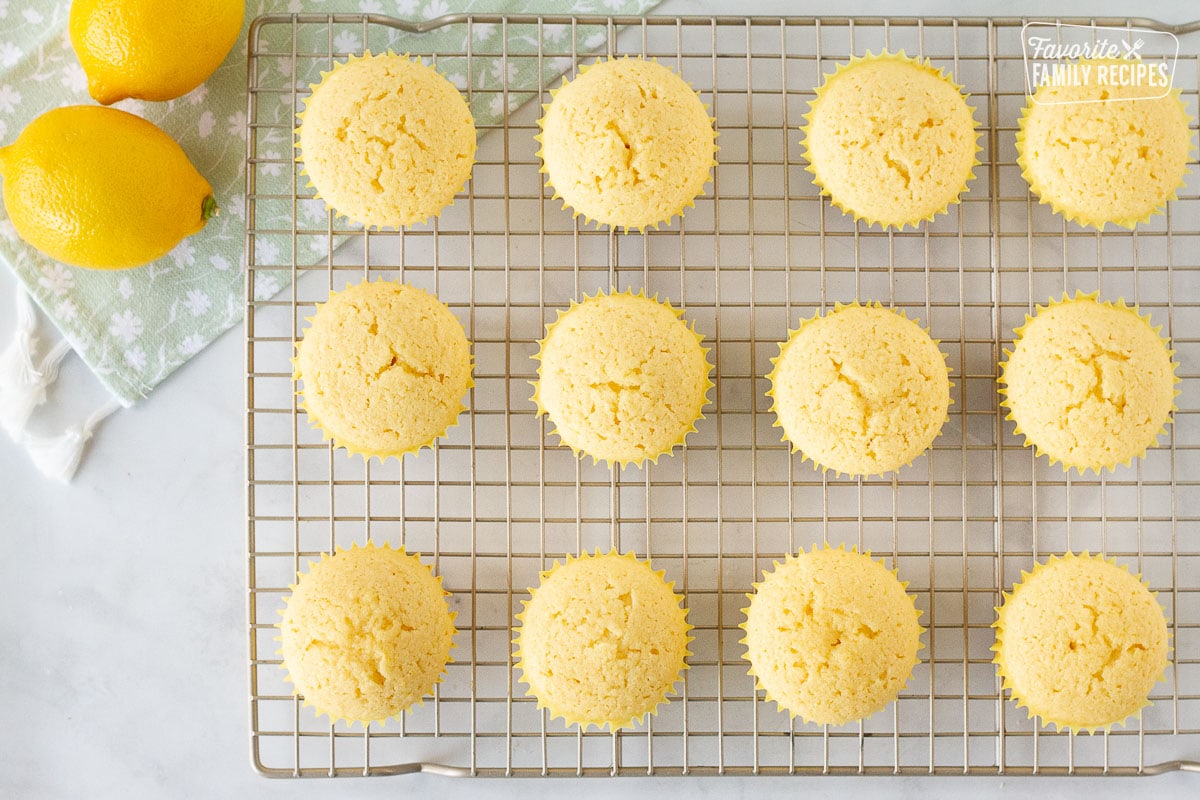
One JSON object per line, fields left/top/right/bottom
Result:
{"left": 0, "top": 0, "right": 656, "bottom": 479}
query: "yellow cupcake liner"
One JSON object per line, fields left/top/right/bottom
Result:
{"left": 535, "top": 56, "right": 720, "bottom": 233}
{"left": 997, "top": 289, "right": 1180, "bottom": 474}
{"left": 765, "top": 300, "right": 954, "bottom": 478}
{"left": 295, "top": 50, "right": 477, "bottom": 230}
{"left": 275, "top": 541, "right": 458, "bottom": 727}
{"left": 1016, "top": 72, "right": 1194, "bottom": 231}
{"left": 513, "top": 548, "right": 694, "bottom": 731}
{"left": 293, "top": 279, "right": 475, "bottom": 463}
{"left": 738, "top": 543, "right": 925, "bottom": 726}
{"left": 992, "top": 551, "right": 1171, "bottom": 735}
{"left": 530, "top": 287, "right": 714, "bottom": 468}
{"left": 800, "top": 50, "right": 982, "bottom": 231}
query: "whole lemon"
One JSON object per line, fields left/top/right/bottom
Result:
{"left": 69, "top": 0, "right": 245, "bottom": 104}
{"left": 0, "top": 106, "right": 216, "bottom": 270}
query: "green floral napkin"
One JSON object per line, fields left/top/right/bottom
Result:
{"left": 0, "top": 0, "right": 656, "bottom": 407}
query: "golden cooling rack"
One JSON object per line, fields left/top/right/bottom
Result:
{"left": 244, "top": 13, "right": 1200, "bottom": 777}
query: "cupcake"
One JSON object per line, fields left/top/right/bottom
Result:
{"left": 993, "top": 552, "right": 1170, "bottom": 733}
{"left": 1017, "top": 59, "right": 1192, "bottom": 230}
{"left": 297, "top": 52, "right": 476, "bottom": 228}
{"left": 532, "top": 289, "right": 712, "bottom": 467}
{"left": 277, "top": 542, "right": 457, "bottom": 724}
{"left": 801, "top": 50, "right": 980, "bottom": 229}
{"left": 740, "top": 545, "right": 923, "bottom": 726}
{"left": 537, "top": 57, "right": 717, "bottom": 231}
{"left": 766, "top": 302, "right": 951, "bottom": 476}
{"left": 999, "top": 291, "right": 1177, "bottom": 473}
{"left": 514, "top": 550, "right": 692, "bottom": 730}
{"left": 294, "top": 280, "right": 473, "bottom": 460}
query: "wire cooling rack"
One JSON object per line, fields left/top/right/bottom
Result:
{"left": 244, "top": 14, "right": 1200, "bottom": 777}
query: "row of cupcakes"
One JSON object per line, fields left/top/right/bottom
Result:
{"left": 294, "top": 280, "right": 1179, "bottom": 476}
{"left": 296, "top": 50, "right": 1194, "bottom": 234}
{"left": 277, "top": 543, "right": 1170, "bottom": 735}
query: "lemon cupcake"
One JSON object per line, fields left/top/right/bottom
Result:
{"left": 802, "top": 51, "right": 980, "bottom": 229}
{"left": 514, "top": 550, "right": 691, "bottom": 730}
{"left": 278, "top": 542, "right": 457, "bottom": 724}
{"left": 741, "top": 545, "right": 923, "bottom": 726}
{"left": 999, "top": 292, "right": 1177, "bottom": 473}
{"left": 537, "top": 57, "right": 717, "bottom": 230}
{"left": 1017, "top": 60, "right": 1192, "bottom": 230}
{"left": 532, "top": 289, "right": 712, "bottom": 467}
{"left": 297, "top": 52, "right": 476, "bottom": 228}
{"left": 767, "top": 302, "right": 951, "bottom": 476}
{"left": 294, "top": 280, "right": 473, "bottom": 460}
{"left": 994, "top": 552, "right": 1170, "bottom": 733}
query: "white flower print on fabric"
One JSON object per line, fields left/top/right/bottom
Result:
{"left": 171, "top": 238, "right": 197, "bottom": 267}
{"left": 260, "top": 149, "right": 284, "bottom": 177}
{"left": 210, "top": 254, "right": 232, "bottom": 272}
{"left": 179, "top": 334, "right": 207, "bottom": 357}
{"left": 395, "top": 0, "right": 417, "bottom": 15}
{"left": 254, "top": 273, "right": 281, "bottom": 302}
{"left": 38, "top": 264, "right": 75, "bottom": 296}
{"left": 124, "top": 345, "right": 147, "bottom": 372}
{"left": 109, "top": 310, "right": 144, "bottom": 344}
{"left": 183, "top": 289, "right": 212, "bottom": 317}
{"left": 227, "top": 110, "right": 247, "bottom": 139}
{"left": 333, "top": 31, "right": 361, "bottom": 53}
{"left": 22, "top": 7, "right": 42, "bottom": 24}
{"left": 424, "top": 0, "right": 449, "bottom": 19}
{"left": 55, "top": 298, "right": 77, "bottom": 322}
{"left": 198, "top": 110, "right": 216, "bottom": 138}
{"left": 0, "top": 84, "right": 21, "bottom": 113}
{"left": 61, "top": 63, "right": 87, "bottom": 93}
{"left": 359, "top": 0, "right": 384, "bottom": 13}
{"left": 0, "top": 42, "right": 20, "bottom": 68}
{"left": 0, "top": 1, "right": 9, "bottom": 19}
{"left": 117, "top": 276, "right": 134, "bottom": 300}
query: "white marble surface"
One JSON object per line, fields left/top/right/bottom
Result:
{"left": 3, "top": 0, "right": 1200, "bottom": 797}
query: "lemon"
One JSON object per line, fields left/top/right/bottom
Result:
{"left": 69, "top": 0, "right": 245, "bottom": 104}
{"left": 0, "top": 105, "right": 216, "bottom": 270}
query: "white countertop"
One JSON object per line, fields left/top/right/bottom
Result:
{"left": 4, "top": 0, "right": 1199, "bottom": 797}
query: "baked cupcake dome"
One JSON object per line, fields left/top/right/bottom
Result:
{"left": 999, "top": 291, "right": 1177, "bottom": 473}
{"left": 294, "top": 280, "right": 473, "bottom": 460}
{"left": 537, "top": 57, "right": 717, "bottom": 231}
{"left": 993, "top": 552, "right": 1170, "bottom": 734}
{"left": 514, "top": 550, "right": 692, "bottom": 730}
{"left": 278, "top": 542, "right": 457, "bottom": 724}
{"left": 532, "top": 289, "right": 713, "bottom": 467}
{"left": 767, "top": 302, "right": 951, "bottom": 477}
{"left": 802, "top": 50, "right": 979, "bottom": 229}
{"left": 297, "top": 52, "right": 476, "bottom": 228}
{"left": 1017, "top": 60, "right": 1192, "bottom": 230}
{"left": 741, "top": 545, "right": 923, "bottom": 726}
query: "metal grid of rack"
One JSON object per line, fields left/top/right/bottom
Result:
{"left": 244, "top": 14, "right": 1200, "bottom": 777}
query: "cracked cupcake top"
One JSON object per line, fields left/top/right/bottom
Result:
{"left": 514, "top": 550, "right": 691, "bottom": 730}
{"left": 532, "top": 289, "right": 712, "bottom": 467}
{"left": 767, "top": 302, "right": 951, "bottom": 476}
{"left": 278, "top": 542, "right": 456, "bottom": 724}
{"left": 802, "top": 51, "right": 979, "bottom": 229}
{"left": 999, "top": 292, "right": 1176, "bottom": 473}
{"left": 740, "top": 546, "right": 923, "bottom": 726}
{"left": 993, "top": 552, "right": 1169, "bottom": 733}
{"left": 537, "top": 57, "right": 717, "bottom": 230}
{"left": 295, "top": 280, "right": 472, "bottom": 460}
{"left": 1017, "top": 60, "right": 1192, "bottom": 230}
{"left": 297, "top": 52, "right": 476, "bottom": 228}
